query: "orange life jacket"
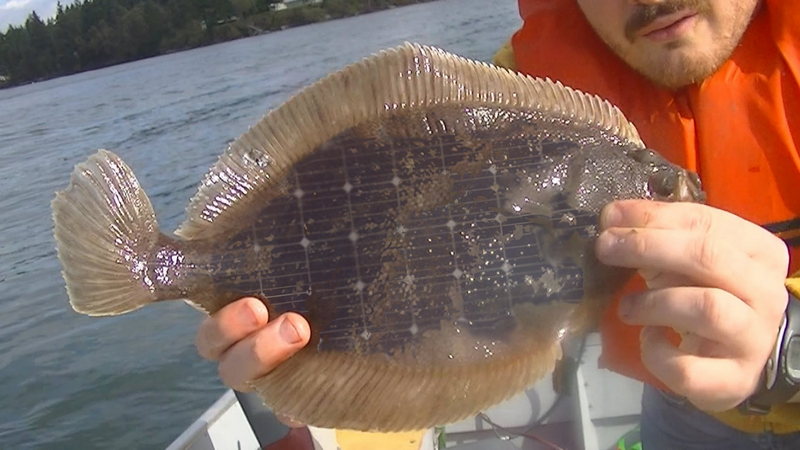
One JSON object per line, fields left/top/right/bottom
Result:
{"left": 509, "top": 0, "right": 800, "bottom": 434}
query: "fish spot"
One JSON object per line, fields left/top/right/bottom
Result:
{"left": 244, "top": 148, "right": 272, "bottom": 168}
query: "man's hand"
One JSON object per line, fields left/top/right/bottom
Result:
{"left": 595, "top": 199, "right": 790, "bottom": 412}
{"left": 194, "top": 297, "right": 311, "bottom": 395}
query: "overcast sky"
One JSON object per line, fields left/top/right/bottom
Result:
{"left": 0, "top": 0, "right": 62, "bottom": 32}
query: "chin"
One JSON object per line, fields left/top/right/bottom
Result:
{"left": 628, "top": 44, "right": 726, "bottom": 90}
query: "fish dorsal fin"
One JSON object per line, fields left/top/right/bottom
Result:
{"left": 175, "top": 42, "right": 643, "bottom": 240}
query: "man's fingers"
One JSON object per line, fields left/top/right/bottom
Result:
{"left": 619, "top": 287, "right": 754, "bottom": 355}
{"left": 600, "top": 200, "right": 788, "bottom": 270}
{"left": 596, "top": 227, "right": 784, "bottom": 314}
{"left": 217, "top": 313, "right": 311, "bottom": 389}
{"left": 638, "top": 268, "right": 696, "bottom": 289}
{"left": 196, "top": 297, "right": 270, "bottom": 361}
{"left": 639, "top": 326, "right": 758, "bottom": 411}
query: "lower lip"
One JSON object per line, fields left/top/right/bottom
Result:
{"left": 644, "top": 14, "right": 698, "bottom": 42}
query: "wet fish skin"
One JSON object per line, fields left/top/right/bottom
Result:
{"left": 51, "top": 43, "right": 705, "bottom": 432}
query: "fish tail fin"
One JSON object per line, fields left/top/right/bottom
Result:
{"left": 52, "top": 149, "right": 161, "bottom": 316}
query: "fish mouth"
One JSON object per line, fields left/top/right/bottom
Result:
{"left": 673, "top": 170, "right": 706, "bottom": 203}
{"left": 648, "top": 167, "right": 705, "bottom": 203}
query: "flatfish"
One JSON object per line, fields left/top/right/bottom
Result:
{"left": 51, "top": 43, "right": 705, "bottom": 432}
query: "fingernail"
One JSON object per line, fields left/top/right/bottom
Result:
{"left": 600, "top": 204, "right": 622, "bottom": 230}
{"left": 640, "top": 326, "right": 657, "bottom": 345}
{"left": 280, "top": 317, "right": 302, "bottom": 344}
{"left": 239, "top": 301, "right": 261, "bottom": 327}
{"left": 618, "top": 295, "right": 634, "bottom": 319}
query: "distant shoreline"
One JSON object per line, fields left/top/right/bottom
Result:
{"left": 0, "top": 0, "right": 440, "bottom": 90}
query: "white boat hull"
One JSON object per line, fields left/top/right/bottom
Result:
{"left": 168, "top": 332, "right": 643, "bottom": 450}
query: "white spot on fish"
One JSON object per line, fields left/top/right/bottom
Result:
{"left": 539, "top": 269, "right": 563, "bottom": 296}
{"left": 560, "top": 212, "right": 576, "bottom": 225}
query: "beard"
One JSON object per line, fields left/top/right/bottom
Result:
{"left": 591, "top": 0, "right": 760, "bottom": 90}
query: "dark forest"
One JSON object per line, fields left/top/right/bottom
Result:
{"left": 0, "top": 0, "right": 433, "bottom": 87}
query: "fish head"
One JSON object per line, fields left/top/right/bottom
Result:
{"left": 632, "top": 147, "right": 706, "bottom": 204}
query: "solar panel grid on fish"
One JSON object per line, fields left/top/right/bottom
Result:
{"left": 204, "top": 122, "right": 598, "bottom": 357}
{"left": 51, "top": 43, "right": 706, "bottom": 432}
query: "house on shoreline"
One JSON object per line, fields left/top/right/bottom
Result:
{"left": 270, "top": 0, "right": 323, "bottom": 11}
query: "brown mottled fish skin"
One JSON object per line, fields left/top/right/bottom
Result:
{"left": 51, "top": 43, "right": 705, "bottom": 432}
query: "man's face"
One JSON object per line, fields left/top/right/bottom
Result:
{"left": 576, "top": 0, "right": 762, "bottom": 90}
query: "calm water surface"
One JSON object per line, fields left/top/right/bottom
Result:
{"left": 0, "top": 1, "right": 522, "bottom": 448}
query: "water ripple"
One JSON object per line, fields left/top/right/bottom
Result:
{"left": 0, "top": 1, "right": 522, "bottom": 448}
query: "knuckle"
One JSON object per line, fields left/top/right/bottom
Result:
{"left": 697, "top": 289, "right": 724, "bottom": 329}
{"left": 641, "top": 204, "right": 658, "bottom": 228}
{"left": 688, "top": 208, "right": 714, "bottom": 234}
{"left": 627, "top": 230, "right": 649, "bottom": 256}
{"left": 694, "top": 236, "right": 721, "bottom": 272}
{"left": 769, "top": 236, "right": 790, "bottom": 272}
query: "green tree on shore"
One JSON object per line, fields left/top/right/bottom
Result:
{"left": 0, "top": 0, "right": 430, "bottom": 87}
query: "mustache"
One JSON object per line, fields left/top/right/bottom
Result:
{"left": 625, "top": 0, "right": 710, "bottom": 41}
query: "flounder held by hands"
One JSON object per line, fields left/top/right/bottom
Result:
{"left": 52, "top": 43, "right": 705, "bottom": 432}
